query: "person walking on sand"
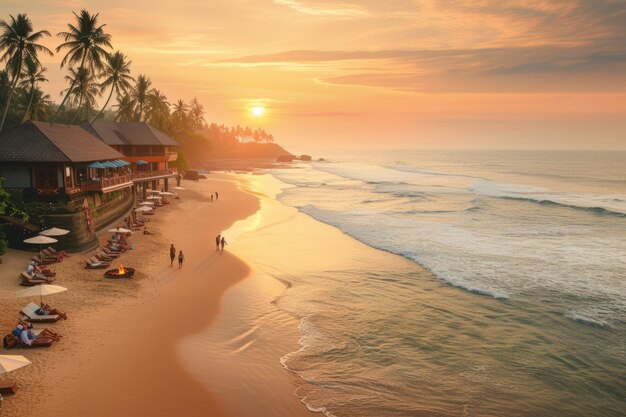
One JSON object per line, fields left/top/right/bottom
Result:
{"left": 178, "top": 250, "right": 185, "bottom": 268}
{"left": 169, "top": 244, "right": 176, "bottom": 266}
{"left": 215, "top": 191, "right": 219, "bottom": 201}
{"left": 210, "top": 194, "right": 213, "bottom": 203}
{"left": 215, "top": 234, "right": 221, "bottom": 251}
{"left": 220, "top": 236, "right": 227, "bottom": 252}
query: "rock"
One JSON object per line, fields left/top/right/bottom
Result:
{"left": 276, "top": 155, "right": 296, "bottom": 162}
{"left": 299, "top": 154, "right": 312, "bottom": 161}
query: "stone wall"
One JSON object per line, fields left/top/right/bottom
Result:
{"left": 42, "top": 192, "right": 135, "bottom": 253}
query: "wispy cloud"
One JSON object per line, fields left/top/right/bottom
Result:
{"left": 273, "top": 0, "right": 370, "bottom": 17}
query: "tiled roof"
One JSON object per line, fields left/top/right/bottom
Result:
{"left": 0, "top": 121, "right": 124, "bottom": 163}
{"left": 87, "top": 121, "right": 179, "bottom": 146}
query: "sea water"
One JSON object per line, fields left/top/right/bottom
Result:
{"left": 264, "top": 150, "right": 625, "bottom": 417}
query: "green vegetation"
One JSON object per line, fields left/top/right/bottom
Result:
{"left": 0, "top": 9, "right": 281, "bottom": 166}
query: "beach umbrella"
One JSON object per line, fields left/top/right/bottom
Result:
{"left": 136, "top": 160, "right": 148, "bottom": 165}
{"left": 102, "top": 161, "right": 117, "bottom": 168}
{"left": 24, "top": 235, "right": 58, "bottom": 245}
{"left": 17, "top": 284, "right": 68, "bottom": 304}
{"left": 87, "top": 161, "right": 106, "bottom": 169}
{"left": 110, "top": 160, "right": 123, "bottom": 167}
{"left": 39, "top": 227, "right": 70, "bottom": 237}
{"left": 107, "top": 228, "right": 132, "bottom": 234}
{"left": 159, "top": 191, "right": 174, "bottom": 196}
{"left": 135, "top": 206, "right": 153, "bottom": 212}
{"left": 0, "top": 355, "right": 31, "bottom": 374}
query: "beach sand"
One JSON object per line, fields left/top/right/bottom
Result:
{"left": 0, "top": 174, "right": 312, "bottom": 417}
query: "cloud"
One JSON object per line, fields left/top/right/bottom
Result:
{"left": 273, "top": 0, "right": 370, "bottom": 17}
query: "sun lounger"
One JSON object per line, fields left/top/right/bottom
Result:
{"left": 0, "top": 379, "right": 17, "bottom": 395}
{"left": 47, "top": 246, "right": 69, "bottom": 257}
{"left": 85, "top": 258, "right": 109, "bottom": 269}
{"left": 20, "top": 302, "right": 60, "bottom": 323}
{"left": 19, "top": 272, "right": 52, "bottom": 286}
{"left": 31, "top": 255, "right": 57, "bottom": 265}
{"left": 95, "top": 252, "right": 116, "bottom": 262}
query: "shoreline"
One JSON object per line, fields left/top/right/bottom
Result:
{"left": 1, "top": 174, "right": 305, "bottom": 417}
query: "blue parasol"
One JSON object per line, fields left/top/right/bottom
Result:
{"left": 136, "top": 160, "right": 148, "bottom": 165}
{"left": 87, "top": 161, "right": 106, "bottom": 169}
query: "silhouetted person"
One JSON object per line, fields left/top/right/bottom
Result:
{"left": 215, "top": 191, "right": 219, "bottom": 201}
{"left": 169, "top": 244, "right": 176, "bottom": 266}
{"left": 210, "top": 194, "right": 214, "bottom": 202}
{"left": 220, "top": 236, "right": 227, "bottom": 252}
{"left": 178, "top": 250, "right": 185, "bottom": 268}
{"left": 215, "top": 234, "right": 221, "bottom": 251}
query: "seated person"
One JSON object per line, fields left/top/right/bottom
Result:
{"left": 143, "top": 227, "right": 152, "bottom": 235}
{"left": 19, "top": 327, "right": 53, "bottom": 347}
{"left": 35, "top": 303, "right": 68, "bottom": 320}
{"left": 13, "top": 321, "right": 61, "bottom": 340}
{"left": 26, "top": 261, "right": 50, "bottom": 280}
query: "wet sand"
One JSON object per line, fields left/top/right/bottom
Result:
{"left": 0, "top": 174, "right": 311, "bottom": 417}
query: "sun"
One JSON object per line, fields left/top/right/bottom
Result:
{"left": 251, "top": 106, "right": 265, "bottom": 117}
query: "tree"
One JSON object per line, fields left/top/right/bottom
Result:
{"left": 113, "top": 93, "right": 134, "bottom": 121}
{"left": 129, "top": 74, "right": 152, "bottom": 121}
{"left": 61, "top": 67, "right": 99, "bottom": 124}
{"left": 146, "top": 89, "right": 169, "bottom": 122}
{"left": 19, "top": 56, "right": 47, "bottom": 122}
{"left": 0, "top": 13, "right": 52, "bottom": 131}
{"left": 22, "top": 86, "right": 50, "bottom": 121}
{"left": 52, "top": 9, "right": 112, "bottom": 124}
{"left": 92, "top": 50, "right": 132, "bottom": 122}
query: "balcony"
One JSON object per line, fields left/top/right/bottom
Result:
{"left": 131, "top": 169, "right": 178, "bottom": 182}
{"left": 76, "top": 174, "right": 134, "bottom": 194}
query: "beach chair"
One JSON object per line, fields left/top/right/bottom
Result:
{"left": 0, "top": 379, "right": 17, "bottom": 395}
{"left": 19, "top": 272, "right": 51, "bottom": 286}
{"left": 20, "top": 302, "right": 61, "bottom": 323}
{"left": 85, "top": 257, "right": 109, "bottom": 269}
{"left": 31, "top": 255, "right": 57, "bottom": 265}
{"left": 95, "top": 252, "right": 116, "bottom": 262}
{"left": 47, "top": 246, "right": 70, "bottom": 257}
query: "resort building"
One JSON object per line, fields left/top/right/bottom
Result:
{"left": 82, "top": 121, "right": 180, "bottom": 197}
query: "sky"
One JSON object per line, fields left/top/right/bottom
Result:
{"left": 1, "top": 0, "right": 625, "bottom": 150}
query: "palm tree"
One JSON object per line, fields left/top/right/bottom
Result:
{"left": 19, "top": 56, "right": 47, "bottom": 122}
{"left": 92, "top": 50, "right": 132, "bottom": 122}
{"left": 22, "top": 86, "right": 50, "bottom": 121}
{"left": 61, "top": 67, "right": 99, "bottom": 124}
{"left": 52, "top": 9, "right": 112, "bottom": 124}
{"left": 172, "top": 99, "right": 188, "bottom": 120}
{"left": 113, "top": 93, "right": 134, "bottom": 121}
{"left": 0, "top": 13, "right": 52, "bottom": 131}
{"left": 146, "top": 89, "right": 169, "bottom": 122}
{"left": 129, "top": 74, "right": 153, "bottom": 121}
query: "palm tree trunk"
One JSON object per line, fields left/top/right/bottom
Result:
{"left": 92, "top": 85, "right": 114, "bottom": 123}
{"left": 21, "top": 83, "right": 36, "bottom": 123}
{"left": 51, "top": 55, "right": 86, "bottom": 125}
{"left": 0, "top": 72, "right": 21, "bottom": 132}
{"left": 69, "top": 93, "right": 84, "bottom": 125}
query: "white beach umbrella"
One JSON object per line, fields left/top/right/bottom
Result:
{"left": 0, "top": 355, "right": 31, "bottom": 374}
{"left": 159, "top": 191, "right": 174, "bottom": 196}
{"left": 135, "top": 206, "right": 153, "bottom": 212}
{"left": 173, "top": 186, "right": 185, "bottom": 190}
{"left": 23, "top": 235, "right": 58, "bottom": 245}
{"left": 39, "top": 227, "right": 70, "bottom": 237}
{"left": 139, "top": 201, "right": 155, "bottom": 206}
{"left": 147, "top": 196, "right": 162, "bottom": 200}
{"left": 107, "top": 228, "right": 133, "bottom": 234}
{"left": 17, "top": 284, "right": 68, "bottom": 304}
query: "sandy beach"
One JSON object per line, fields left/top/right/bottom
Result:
{"left": 0, "top": 174, "right": 312, "bottom": 417}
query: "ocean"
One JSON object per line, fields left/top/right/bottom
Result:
{"left": 263, "top": 150, "right": 626, "bottom": 417}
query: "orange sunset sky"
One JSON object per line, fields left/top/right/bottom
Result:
{"left": 1, "top": 0, "right": 625, "bottom": 149}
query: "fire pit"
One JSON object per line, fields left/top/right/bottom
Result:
{"left": 104, "top": 265, "right": 135, "bottom": 279}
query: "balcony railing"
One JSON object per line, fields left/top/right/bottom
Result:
{"left": 77, "top": 174, "right": 133, "bottom": 193}
{"left": 132, "top": 168, "right": 178, "bottom": 181}
{"left": 122, "top": 151, "right": 178, "bottom": 157}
